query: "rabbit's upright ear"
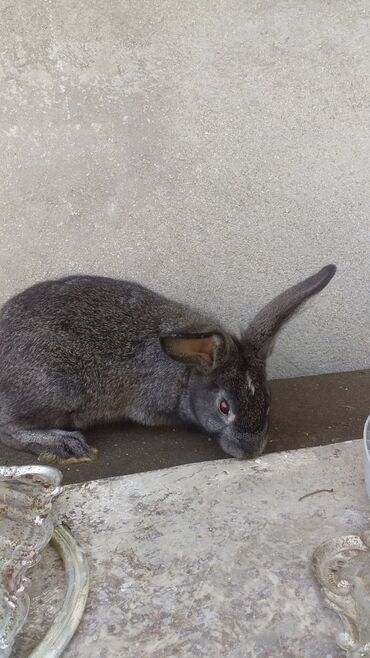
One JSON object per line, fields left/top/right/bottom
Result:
{"left": 160, "top": 331, "right": 229, "bottom": 372}
{"left": 242, "top": 264, "right": 336, "bottom": 359}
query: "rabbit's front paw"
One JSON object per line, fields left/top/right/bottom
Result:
{"left": 38, "top": 430, "right": 98, "bottom": 464}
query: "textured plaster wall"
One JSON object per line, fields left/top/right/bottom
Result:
{"left": 0, "top": 1, "right": 369, "bottom": 377}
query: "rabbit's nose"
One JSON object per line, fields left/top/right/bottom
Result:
{"left": 238, "top": 432, "right": 268, "bottom": 459}
{"left": 239, "top": 446, "right": 264, "bottom": 460}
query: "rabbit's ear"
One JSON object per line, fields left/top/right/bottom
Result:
{"left": 160, "top": 332, "right": 228, "bottom": 372}
{"left": 242, "top": 264, "right": 336, "bottom": 359}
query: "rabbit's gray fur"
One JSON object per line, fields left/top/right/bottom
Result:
{"left": 0, "top": 265, "right": 336, "bottom": 461}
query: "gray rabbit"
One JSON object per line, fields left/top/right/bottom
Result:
{"left": 0, "top": 265, "right": 336, "bottom": 462}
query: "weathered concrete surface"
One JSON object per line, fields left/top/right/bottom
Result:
{"left": 0, "top": 1, "right": 369, "bottom": 378}
{"left": 15, "top": 440, "right": 369, "bottom": 657}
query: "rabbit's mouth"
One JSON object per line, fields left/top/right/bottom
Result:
{"left": 217, "top": 429, "right": 268, "bottom": 460}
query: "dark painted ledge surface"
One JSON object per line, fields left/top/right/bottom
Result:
{"left": 1, "top": 369, "right": 369, "bottom": 485}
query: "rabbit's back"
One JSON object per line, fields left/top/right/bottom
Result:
{"left": 0, "top": 275, "right": 201, "bottom": 348}
{"left": 1, "top": 276, "right": 167, "bottom": 337}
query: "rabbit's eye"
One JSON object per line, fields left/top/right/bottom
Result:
{"left": 219, "top": 400, "right": 230, "bottom": 415}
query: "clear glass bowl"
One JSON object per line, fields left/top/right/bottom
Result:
{"left": 364, "top": 414, "right": 370, "bottom": 502}
{"left": 0, "top": 466, "right": 62, "bottom": 658}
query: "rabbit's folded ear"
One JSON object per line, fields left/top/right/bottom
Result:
{"left": 242, "top": 264, "right": 336, "bottom": 359}
{"left": 160, "top": 332, "right": 229, "bottom": 372}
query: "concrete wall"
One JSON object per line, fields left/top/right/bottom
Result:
{"left": 0, "top": 1, "right": 368, "bottom": 378}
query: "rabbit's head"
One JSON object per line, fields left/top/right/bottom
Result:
{"left": 161, "top": 265, "right": 336, "bottom": 459}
